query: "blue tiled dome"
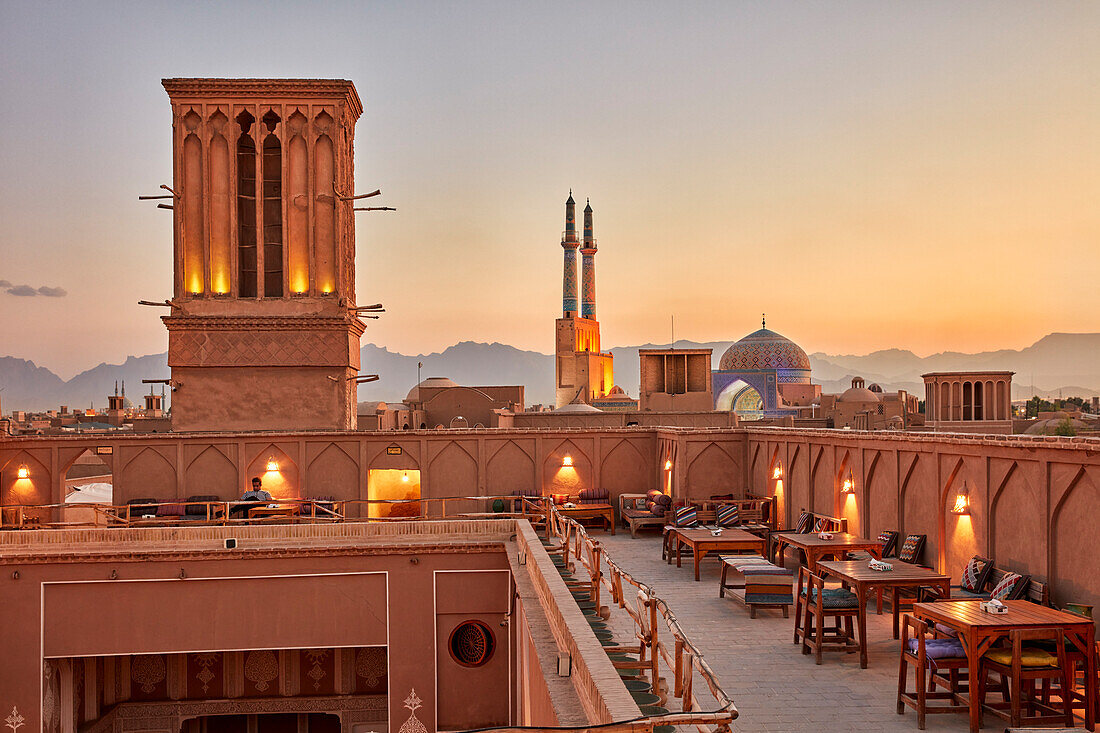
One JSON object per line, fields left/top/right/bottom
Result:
{"left": 719, "top": 328, "right": 811, "bottom": 372}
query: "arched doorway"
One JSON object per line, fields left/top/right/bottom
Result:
{"left": 64, "top": 448, "right": 113, "bottom": 522}
{"left": 715, "top": 379, "right": 764, "bottom": 420}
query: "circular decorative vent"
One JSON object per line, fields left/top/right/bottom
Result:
{"left": 448, "top": 620, "right": 496, "bottom": 667}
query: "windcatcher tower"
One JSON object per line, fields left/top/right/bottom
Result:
{"left": 555, "top": 194, "right": 614, "bottom": 408}
{"left": 161, "top": 78, "right": 365, "bottom": 431}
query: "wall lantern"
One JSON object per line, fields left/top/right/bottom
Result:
{"left": 841, "top": 471, "right": 855, "bottom": 494}
{"left": 951, "top": 483, "right": 971, "bottom": 515}
{"left": 772, "top": 464, "right": 783, "bottom": 480}
{"left": 16, "top": 464, "right": 29, "bottom": 479}
{"left": 664, "top": 459, "right": 673, "bottom": 471}
{"left": 562, "top": 455, "right": 573, "bottom": 468}
{"left": 265, "top": 456, "right": 279, "bottom": 472}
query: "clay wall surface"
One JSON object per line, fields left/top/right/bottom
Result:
{"left": 1, "top": 427, "right": 1098, "bottom": 610}
{"left": 0, "top": 525, "right": 511, "bottom": 733}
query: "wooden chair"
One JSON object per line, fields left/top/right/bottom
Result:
{"left": 794, "top": 566, "right": 861, "bottom": 664}
{"left": 977, "top": 627, "right": 1074, "bottom": 729}
{"left": 896, "top": 614, "right": 969, "bottom": 729}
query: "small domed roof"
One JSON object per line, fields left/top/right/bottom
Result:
{"left": 839, "top": 386, "right": 880, "bottom": 403}
{"left": 406, "top": 377, "right": 457, "bottom": 402}
{"left": 868, "top": 383, "right": 883, "bottom": 393}
{"left": 719, "top": 328, "right": 811, "bottom": 372}
{"left": 555, "top": 402, "right": 602, "bottom": 413}
{"left": 608, "top": 385, "right": 626, "bottom": 396}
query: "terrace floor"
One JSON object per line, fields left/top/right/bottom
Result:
{"left": 595, "top": 531, "right": 979, "bottom": 733}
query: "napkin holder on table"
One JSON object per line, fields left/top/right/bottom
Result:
{"left": 869, "top": 559, "right": 893, "bottom": 571}
{"left": 817, "top": 532, "right": 834, "bottom": 540}
{"left": 980, "top": 599, "right": 1008, "bottom": 614}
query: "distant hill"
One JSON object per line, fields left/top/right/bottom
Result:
{"left": 2, "top": 333, "right": 1097, "bottom": 412}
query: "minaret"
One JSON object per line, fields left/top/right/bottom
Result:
{"left": 580, "top": 198, "right": 597, "bottom": 320}
{"left": 561, "top": 191, "right": 579, "bottom": 317}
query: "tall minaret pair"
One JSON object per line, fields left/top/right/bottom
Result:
{"left": 561, "top": 192, "right": 597, "bottom": 320}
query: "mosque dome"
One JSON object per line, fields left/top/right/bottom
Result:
{"left": 406, "top": 377, "right": 458, "bottom": 402}
{"left": 718, "top": 328, "right": 811, "bottom": 373}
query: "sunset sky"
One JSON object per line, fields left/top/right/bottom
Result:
{"left": 1, "top": 2, "right": 1098, "bottom": 378}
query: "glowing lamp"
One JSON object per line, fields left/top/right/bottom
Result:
{"left": 664, "top": 459, "right": 673, "bottom": 471}
{"left": 772, "top": 464, "right": 783, "bottom": 480}
{"left": 265, "top": 456, "right": 279, "bottom": 473}
{"left": 841, "top": 472, "right": 855, "bottom": 494}
{"left": 562, "top": 455, "right": 573, "bottom": 467}
{"left": 16, "top": 465, "right": 29, "bottom": 479}
{"left": 402, "top": 471, "right": 410, "bottom": 483}
{"left": 951, "top": 484, "right": 971, "bottom": 515}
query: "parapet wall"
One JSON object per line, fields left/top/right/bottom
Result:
{"left": 2, "top": 426, "right": 1098, "bottom": 606}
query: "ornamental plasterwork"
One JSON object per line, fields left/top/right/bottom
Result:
{"left": 303, "top": 649, "right": 329, "bottom": 691}
{"left": 398, "top": 690, "right": 428, "bottom": 733}
{"left": 355, "top": 647, "right": 386, "bottom": 687}
{"left": 244, "top": 650, "right": 279, "bottom": 692}
{"left": 192, "top": 653, "right": 218, "bottom": 694}
{"left": 4, "top": 707, "right": 25, "bottom": 733}
{"left": 131, "top": 655, "right": 166, "bottom": 694}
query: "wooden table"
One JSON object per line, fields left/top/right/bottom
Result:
{"left": 247, "top": 504, "right": 298, "bottom": 520}
{"left": 670, "top": 527, "right": 766, "bottom": 581}
{"left": 559, "top": 503, "right": 615, "bottom": 534}
{"left": 913, "top": 599, "right": 1097, "bottom": 733}
{"left": 772, "top": 531, "right": 882, "bottom": 571}
{"left": 818, "top": 560, "right": 952, "bottom": 667}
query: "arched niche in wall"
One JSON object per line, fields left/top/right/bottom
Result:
{"left": 427, "top": 441, "right": 479, "bottom": 515}
{"left": 260, "top": 110, "right": 283, "bottom": 298}
{"left": 183, "top": 444, "right": 238, "bottom": 499}
{"left": 600, "top": 439, "right": 651, "bottom": 505}
{"left": 118, "top": 447, "right": 177, "bottom": 503}
{"left": 543, "top": 439, "right": 591, "bottom": 497}
{"left": 286, "top": 109, "right": 310, "bottom": 294}
{"left": 313, "top": 111, "right": 337, "bottom": 295}
{"left": 181, "top": 109, "right": 205, "bottom": 296}
{"left": 306, "top": 441, "right": 360, "bottom": 502}
{"left": 0, "top": 451, "right": 51, "bottom": 509}
{"left": 940, "top": 456, "right": 981, "bottom": 577}
{"left": 245, "top": 443, "right": 298, "bottom": 499}
{"left": 208, "top": 109, "right": 232, "bottom": 294}
{"left": 989, "top": 458, "right": 1043, "bottom": 575}
{"left": 865, "top": 449, "right": 897, "bottom": 539}
{"left": 685, "top": 442, "right": 738, "bottom": 502}
{"left": 486, "top": 439, "right": 536, "bottom": 496}
{"left": 836, "top": 450, "right": 859, "bottom": 535}
{"left": 1050, "top": 465, "right": 1099, "bottom": 604}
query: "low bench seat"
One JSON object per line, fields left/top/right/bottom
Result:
{"left": 719, "top": 554, "right": 795, "bottom": 618}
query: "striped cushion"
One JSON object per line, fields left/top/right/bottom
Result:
{"left": 990, "top": 572, "right": 1022, "bottom": 600}
{"left": 673, "top": 505, "right": 698, "bottom": 527}
{"left": 898, "top": 535, "right": 923, "bottom": 563}
{"left": 795, "top": 512, "right": 813, "bottom": 533}
{"left": 578, "top": 487, "right": 610, "bottom": 505}
{"left": 813, "top": 517, "right": 827, "bottom": 533}
{"left": 802, "top": 587, "right": 859, "bottom": 609}
{"left": 960, "top": 556, "right": 988, "bottom": 592}
{"left": 716, "top": 504, "right": 740, "bottom": 527}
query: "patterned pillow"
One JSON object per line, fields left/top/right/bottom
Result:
{"left": 673, "top": 505, "right": 698, "bottom": 527}
{"left": 716, "top": 504, "right": 740, "bottom": 527}
{"left": 795, "top": 512, "right": 813, "bottom": 533}
{"left": 813, "top": 517, "right": 827, "bottom": 533}
{"left": 898, "top": 535, "right": 924, "bottom": 563}
{"left": 960, "top": 556, "right": 989, "bottom": 592}
{"left": 990, "top": 572, "right": 1023, "bottom": 600}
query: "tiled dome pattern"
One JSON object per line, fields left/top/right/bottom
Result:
{"left": 719, "top": 328, "right": 811, "bottom": 372}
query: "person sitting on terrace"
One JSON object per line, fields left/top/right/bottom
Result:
{"left": 241, "top": 477, "right": 273, "bottom": 502}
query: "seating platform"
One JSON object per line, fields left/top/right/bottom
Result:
{"left": 718, "top": 554, "right": 794, "bottom": 618}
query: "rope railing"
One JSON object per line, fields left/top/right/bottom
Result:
{"left": 0, "top": 495, "right": 550, "bottom": 530}
{"left": 547, "top": 505, "right": 737, "bottom": 732}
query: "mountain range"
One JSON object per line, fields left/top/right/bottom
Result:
{"left": 1, "top": 333, "right": 1097, "bottom": 413}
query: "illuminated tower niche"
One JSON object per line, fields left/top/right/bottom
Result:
{"left": 161, "top": 78, "right": 365, "bottom": 431}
